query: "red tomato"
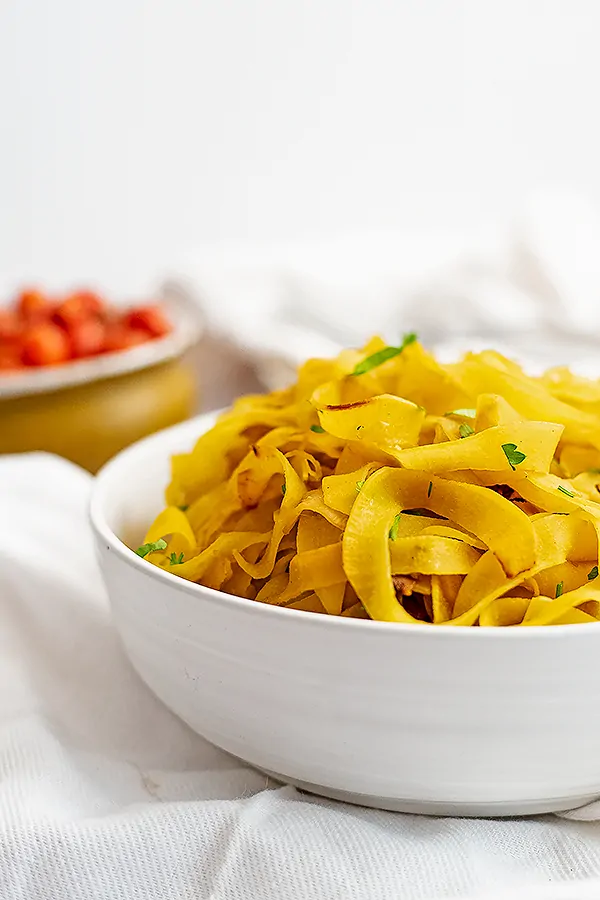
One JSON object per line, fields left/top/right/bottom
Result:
{"left": 103, "top": 323, "right": 149, "bottom": 354}
{"left": 70, "top": 290, "right": 104, "bottom": 316}
{"left": 125, "top": 304, "right": 171, "bottom": 338}
{"left": 21, "top": 323, "right": 71, "bottom": 366}
{"left": 1, "top": 290, "right": 171, "bottom": 370}
{"left": 0, "top": 346, "right": 23, "bottom": 370}
{"left": 54, "top": 291, "right": 105, "bottom": 329}
{"left": 0, "top": 309, "right": 21, "bottom": 342}
{"left": 69, "top": 318, "right": 106, "bottom": 358}
{"left": 16, "top": 289, "right": 52, "bottom": 323}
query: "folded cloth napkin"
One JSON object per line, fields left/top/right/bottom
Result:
{"left": 168, "top": 190, "right": 600, "bottom": 395}
{"left": 3, "top": 453, "right": 600, "bottom": 900}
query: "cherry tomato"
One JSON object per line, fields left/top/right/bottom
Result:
{"left": 69, "top": 318, "right": 106, "bottom": 358}
{"left": 54, "top": 292, "right": 104, "bottom": 329}
{"left": 21, "top": 323, "right": 71, "bottom": 366}
{"left": 16, "top": 289, "right": 52, "bottom": 322}
{"left": 0, "top": 309, "right": 21, "bottom": 342}
{"left": 70, "top": 290, "right": 104, "bottom": 316}
{"left": 0, "top": 346, "right": 23, "bottom": 370}
{"left": 2, "top": 289, "right": 172, "bottom": 371}
{"left": 125, "top": 304, "right": 171, "bottom": 338}
{"left": 103, "top": 323, "right": 148, "bottom": 354}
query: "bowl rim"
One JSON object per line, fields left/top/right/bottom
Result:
{"left": 90, "top": 411, "right": 600, "bottom": 639}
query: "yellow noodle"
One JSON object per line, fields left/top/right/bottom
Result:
{"left": 138, "top": 337, "right": 600, "bottom": 626}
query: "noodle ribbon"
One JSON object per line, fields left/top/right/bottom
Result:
{"left": 138, "top": 338, "right": 600, "bottom": 626}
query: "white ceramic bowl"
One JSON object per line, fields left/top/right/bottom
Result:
{"left": 91, "top": 413, "right": 600, "bottom": 817}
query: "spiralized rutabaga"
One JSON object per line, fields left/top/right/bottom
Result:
{"left": 138, "top": 337, "right": 600, "bottom": 626}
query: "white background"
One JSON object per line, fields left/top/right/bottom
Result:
{"left": 1, "top": 0, "right": 599, "bottom": 296}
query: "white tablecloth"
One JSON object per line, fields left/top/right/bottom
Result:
{"left": 3, "top": 453, "right": 600, "bottom": 899}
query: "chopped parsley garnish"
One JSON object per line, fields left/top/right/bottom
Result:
{"left": 178, "top": 505, "right": 189, "bottom": 512}
{"left": 169, "top": 552, "right": 184, "bottom": 566}
{"left": 588, "top": 566, "right": 599, "bottom": 581}
{"left": 389, "top": 513, "right": 402, "bottom": 541}
{"left": 557, "top": 485, "right": 575, "bottom": 498}
{"left": 356, "top": 479, "right": 366, "bottom": 492}
{"left": 350, "top": 332, "right": 417, "bottom": 376}
{"left": 459, "top": 423, "right": 475, "bottom": 438}
{"left": 310, "top": 424, "right": 325, "bottom": 434}
{"left": 281, "top": 483, "right": 287, "bottom": 495}
{"left": 501, "top": 443, "right": 527, "bottom": 470}
{"left": 555, "top": 581, "right": 564, "bottom": 599}
{"left": 427, "top": 481, "right": 433, "bottom": 498}
{"left": 135, "top": 538, "right": 167, "bottom": 558}
{"left": 446, "top": 408, "right": 476, "bottom": 418}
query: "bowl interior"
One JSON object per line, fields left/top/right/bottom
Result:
{"left": 95, "top": 413, "right": 217, "bottom": 548}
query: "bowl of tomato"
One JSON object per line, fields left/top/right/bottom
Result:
{"left": 0, "top": 287, "right": 201, "bottom": 472}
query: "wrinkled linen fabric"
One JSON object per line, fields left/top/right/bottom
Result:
{"left": 2, "top": 454, "right": 600, "bottom": 899}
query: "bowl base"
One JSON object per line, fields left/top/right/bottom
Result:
{"left": 260, "top": 767, "right": 599, "bottom": 818}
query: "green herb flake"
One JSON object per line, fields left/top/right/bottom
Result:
{"left": 446, "top": 408, "right": 476, "bottom": 418}
{"left": 459, "top": 423, "right": 475, "bottom": 439}
{"left": 178, "top": 504, "right": 189, "bottom": 512}
{"left": 557, "top": 485, "right": 575, "bottom": 498}
{"left": 281, "top": 483, "right": 287, "bottom": 495}
{"left": 350, "top": 332, "right": 417, "bottom": 376}
{"left": 555, "top": 581, "right": 564, "bottom": 599}
{"left": 310, "top": 424, "right": 325, "bottom": 434}
{"left": 589, "top": 566, "right": 599, "bottom": 581}
{"left": 135, "top": 538, "right": 167, "bottom": 558}
{"left": 501, "top": 442, "right": 527, "bottom": 470}
{"left": 169, "top": 552, "right": 184, "bottom": 566}
{"left": 389, "top": 513, "right": 402, "bottom": 541}
{"left": 427, "top": 481, "right": 433, "bottom": 498}
{"left": 356, "top": 479, "right": 366, "bottom": 492}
